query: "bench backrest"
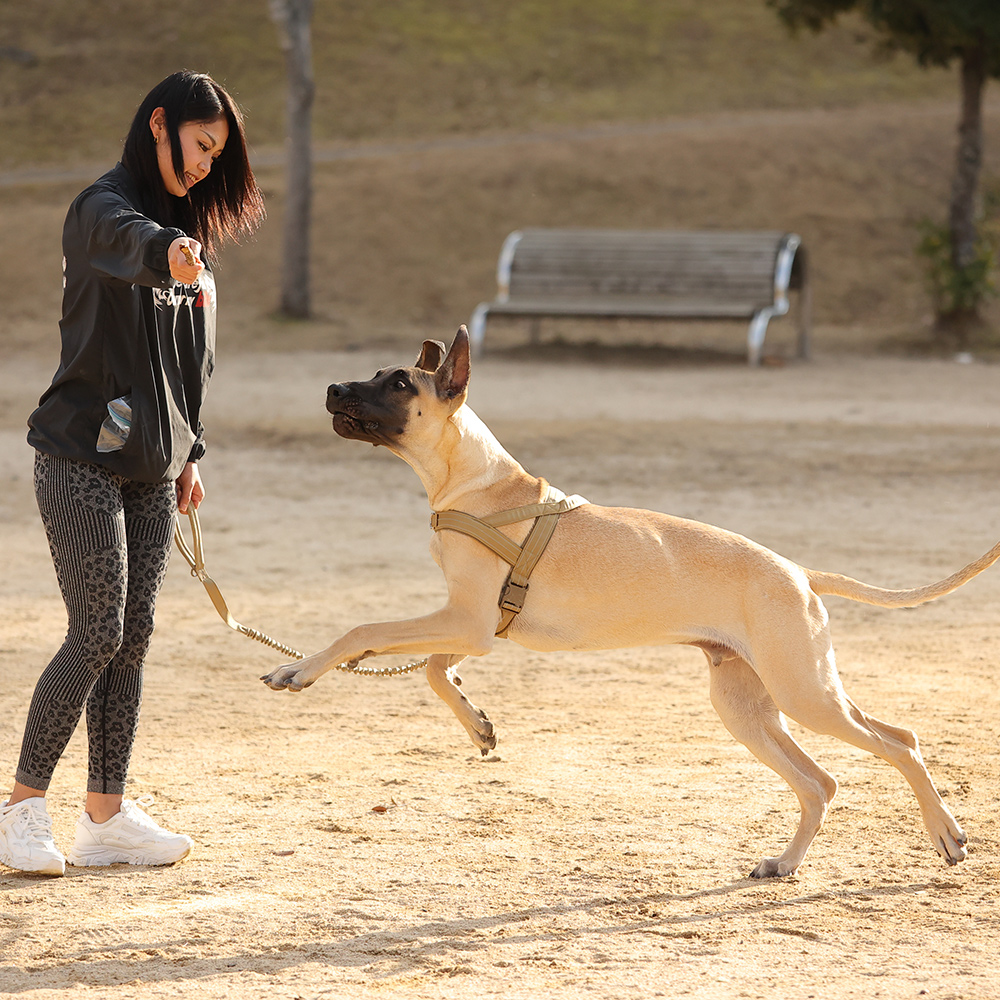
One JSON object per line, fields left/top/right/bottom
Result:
{"left": 499, "top": 228, "right": 800, "bottom": 308}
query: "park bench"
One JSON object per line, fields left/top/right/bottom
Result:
{"left": 468, "top": 228, "right": 811, "bottom": 366}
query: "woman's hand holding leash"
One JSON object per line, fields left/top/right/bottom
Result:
{"left": 176, "top": 461, "right": 204, "bottom": 514}
{"left": 168, "top": 237, "right": 204, "bottom": 284}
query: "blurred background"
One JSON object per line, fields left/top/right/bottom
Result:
{"left": 1, "top": 0, "right": 998, "bottom": 360}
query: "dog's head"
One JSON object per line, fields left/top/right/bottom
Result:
{"left": 326, "top": 325, "right": 471, "bottom": 449}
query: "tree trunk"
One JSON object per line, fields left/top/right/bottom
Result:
{"left": 270, "top": 0, "right": 315, "bottom": 319}
{"left": 948, "top": 44, "right": 986, "bottom": 275}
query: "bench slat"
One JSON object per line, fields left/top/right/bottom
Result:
{"left": 483, "top": 299, "right": 760, "bottom": 318}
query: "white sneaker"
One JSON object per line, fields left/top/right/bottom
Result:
{"left": 0, "top": 797, "right": 66, "bottom": 875}
{"left": 67, "top": 796, "right": 193, "bottom": 867}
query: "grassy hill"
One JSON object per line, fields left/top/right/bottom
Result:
{"left": 1, "top": 1, "right": 997, "bottom": 357}
{"left": 0, "top": 0, "right": 961, "bottom": 165}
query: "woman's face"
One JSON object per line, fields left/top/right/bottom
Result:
{"left": 149, "top": 107, "right": 229, "bottom": 197}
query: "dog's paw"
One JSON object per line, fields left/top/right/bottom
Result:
{"left": 935, "top": 826, "right": 968, "bottom": 866}
{"left": 749, "top": 856, "right": 798, "bottom": 879}
{"left": 260, "top": 664, "right": 314, "bottom": 692}
{"left": 469, "top": 708, "right": 496, "bottom": 756}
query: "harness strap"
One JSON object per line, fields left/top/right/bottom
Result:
{"left": 430, "top": 486, "right": 588, "bottom": 637}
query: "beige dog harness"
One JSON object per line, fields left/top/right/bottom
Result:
{"left": 430, "top": 485, "right": 588, "bottom": 637}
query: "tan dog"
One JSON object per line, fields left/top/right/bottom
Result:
{"left": 263, "top": 326, "right": 1000, "bottom": 877}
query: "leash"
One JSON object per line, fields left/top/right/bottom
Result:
{"left": 173, "top": 509, "right": 428, "bottom": 677}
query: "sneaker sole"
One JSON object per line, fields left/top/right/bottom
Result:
{"left": 0, "top": 853, "right": 65, "bottom": 876}
{"left": 67, "top": 843, "right": 192, "bottom": 867}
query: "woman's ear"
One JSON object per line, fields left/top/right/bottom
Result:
{"left": 149, "top": 106, "right": 167, "bottom": 142}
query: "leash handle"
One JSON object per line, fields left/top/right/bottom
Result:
{"left": 173, "top": 507, "right": 205, "bottom": 579}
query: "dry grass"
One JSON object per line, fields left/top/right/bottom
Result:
{"left": 0, "top": 1, "right": 998, "bottom": 357}
{"left": 0, "top": 0, "right": 959, "bottom": 167}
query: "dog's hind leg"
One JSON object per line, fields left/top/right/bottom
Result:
{"left": 776, "top": 689, "right": 966, "bottom": 867}
{"left": 706, "top": 650, "right": 839, "bottom": 878}
{"left": 753, "top": 626, "right": 967, "bottom": 868}
{"left": 426, "top": 653, "right": 497, "bottom": 755}
{"left": 852, "top": 710, "right": 967, "bottom": 865}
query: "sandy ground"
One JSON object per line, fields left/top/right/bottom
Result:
{"left": 1, "top": 341, "right": 999, "bottom": 999}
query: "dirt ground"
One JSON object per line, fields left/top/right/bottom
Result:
{"left": 1, "top": 339, "right": 999, "bottom": 999}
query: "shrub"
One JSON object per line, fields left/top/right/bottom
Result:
{"left": 916, "top": 203, "right": 998, "bottom": 346}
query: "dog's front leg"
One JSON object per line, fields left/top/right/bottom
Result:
{"left": 425, "top": 653, "right": 496, "bottom": 755}
{"left": 260, "top": 602, "right": 497, "bottom": 692}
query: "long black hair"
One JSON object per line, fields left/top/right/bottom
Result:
{"left": 121, "top": 70, "right": 265, "bottom": 258}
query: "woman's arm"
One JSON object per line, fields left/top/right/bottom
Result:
{"left": 74, "top": 185, "right": 188, "bottom": 288}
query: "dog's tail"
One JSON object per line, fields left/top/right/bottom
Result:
{"left": 806, "top": 539, "right": 1000, "bottom": 608}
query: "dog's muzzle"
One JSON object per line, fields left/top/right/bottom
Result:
{"left": 326, "top": 382, "right": 385, "bottom": 442}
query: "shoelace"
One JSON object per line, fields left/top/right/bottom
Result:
{"left": 121, "top": 795, "right": 161, "bottom": 830}
{"left": 13, "top": 803, "right": 55, "bottom": 843}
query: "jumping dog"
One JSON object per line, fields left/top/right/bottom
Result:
{"left": 263, "top": 326, "right": 999, "bottom": 877}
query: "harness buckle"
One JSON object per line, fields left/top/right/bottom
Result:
{"left": 500, "top": 579, "right": 529, "bottom": 613}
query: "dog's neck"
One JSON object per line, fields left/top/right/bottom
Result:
{"left": 399, "top": 404, "right": 537, "bottom": 514}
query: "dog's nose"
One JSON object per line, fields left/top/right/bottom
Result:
{"left": 326, "top": 382, "right": 353, "bottom": 415}
{"left": 327, "top": 383, "right": 354, "bottom": 408}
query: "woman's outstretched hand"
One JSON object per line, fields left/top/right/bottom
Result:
{"left": 168, "top": 237, "right": 205, "bottom": 285}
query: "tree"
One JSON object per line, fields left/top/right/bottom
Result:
{"left": 269, "top": 0, "right": 315, "bottom": 319}
{"left": 767, "top": 0, "right": 1000, "bottom": 338}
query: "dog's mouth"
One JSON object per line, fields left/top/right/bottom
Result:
{"left": 331, "top": 412, "right": 381, "bottom": 442}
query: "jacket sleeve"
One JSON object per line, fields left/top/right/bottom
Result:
{"left": 74, "top": 186, "right": 187, "bottom": 289}
{"left": 188, "top": 423, "right": 207, "bottom": 463}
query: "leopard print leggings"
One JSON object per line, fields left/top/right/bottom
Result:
{"left": 16, "top": 452, "right": 177, "bottom": 795}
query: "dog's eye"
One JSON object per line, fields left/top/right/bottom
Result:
{"left": 394, "top": 378, "right": 408, "bottom": 391}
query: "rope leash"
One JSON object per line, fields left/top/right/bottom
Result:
{"left": 173, "top": 509, "right": 428, "bottom": 677}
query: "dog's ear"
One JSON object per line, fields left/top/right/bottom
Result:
{"left": 415, "top": 339, "right": 446, "bottom": 371}
{"left": 435, "top": 326, "right": 471, "bottom": 403}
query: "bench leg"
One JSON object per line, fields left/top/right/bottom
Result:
{"left": 796, "top": 282, "right": 812, "bottom": 360}
{"left": 469, "top": 303, "right": 489, "bottom": 358}
{"left": 747, "top": 309, "right": 771, "bottom": 366}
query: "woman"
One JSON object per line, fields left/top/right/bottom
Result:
{"left": 0, "top": 71, "right": 265, "bottom": 875}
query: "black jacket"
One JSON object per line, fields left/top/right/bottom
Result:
{"left": 27, "top": 163, "right": 216, "bottom": 483}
